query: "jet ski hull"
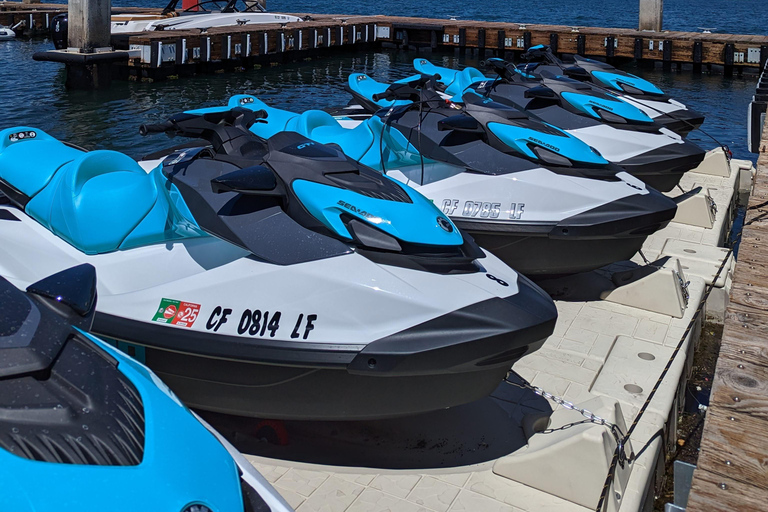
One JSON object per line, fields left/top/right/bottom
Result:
{"left": 92, "top": 280, "right": 556, "bottom": 420}
{"left": 452, "top": 188, "right": 676, "bottom": 275}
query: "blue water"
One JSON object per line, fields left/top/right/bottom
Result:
{"left": 0, "top": 0, "right": 763, "bottom": 160}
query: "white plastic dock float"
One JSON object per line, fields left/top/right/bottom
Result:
{"left": 233, "top": 148, "right": 754, "bottom": 512}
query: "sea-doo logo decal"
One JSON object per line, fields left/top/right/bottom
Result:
{"left": 337, "top": 200, "right": 378, "bottom": 221}
{"left": 589, "top": 100, "right": 613, "bottom": 112}
{"left": 437, "top": 216, "right": 454, "bottom": 232}
{"left": 297, "top": 142, "right": 316, "bottom": 150}
{"left": 205, "top": 306, "right": 319, "bottom": 340}
{"left": 528, "top": 138, "right": 560, "bottom": 153}
{"left": 152, "top": 298, "right": 201, "bottom": 327}
{"left": 626, "top": 182, "right": 642, "bottom": 191}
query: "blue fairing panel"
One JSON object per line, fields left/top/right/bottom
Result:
{"left": 348, "top": 74, "right": 411, "bottom": 109}
{"left": 0, "top": 330, "right": 246, "bottom": 512}
{"left": 487, "top": 122, "right": 608, "bottom": 165}
{"left": 292, "top": 178, "right": 462, "bottom": 246}
{"left": 0, "top": 127, "right": 84, "bottom": 198}
{"left": 560, "top": 91, "right": 654, "bottom": 123}
{"left": 591, "top": 70, "right": 664, "bottom": 96}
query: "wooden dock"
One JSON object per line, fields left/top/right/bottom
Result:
{"left": 686, "top": 105, "right": 768, "bottom": 509}
{"left": 3, "top": 1, "right": 768, "bottom": 82}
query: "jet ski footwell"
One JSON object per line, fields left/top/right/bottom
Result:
{"left": 93, "top": 282, "right": 557, "bottom": 420}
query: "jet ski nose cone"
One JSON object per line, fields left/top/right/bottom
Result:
{"left": 653, "top": 109, "right": 706, "bottom": 137}
{"left": 617, "top": 140, "right": 706, "bottom": 192}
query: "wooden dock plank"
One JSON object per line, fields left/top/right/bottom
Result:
{"left": 719, "top": 310, "right": 768, "bottom": 369}
{"left": 696, "top": 407, "right": 768, "bottom": 490}
{"left": 709, "top": 349, "right": 768, "bottom": 419}
{"left": 688, "top": 469, "right": 768, "bottom": 512}
{"left": 687, "top": 110, "right": 768, "bottom": 511}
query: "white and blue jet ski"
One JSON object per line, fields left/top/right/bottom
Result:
{"left": 517, "top": 45, "right": 706, "bottom": 136}
{"left": 0, "top": 111, "right": 557, "bottom": 420}
{"left": 373, "top": 59, "right": 707, "bottom": 192}
{"left": 213, "top": 92, "right": 678, "bottom": 276}
{"left": 0, "top": 264, "right": 292, "bottom": 512}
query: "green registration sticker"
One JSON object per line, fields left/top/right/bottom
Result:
{"left": 152, "top": 298, "right": 181, "bottom": 324}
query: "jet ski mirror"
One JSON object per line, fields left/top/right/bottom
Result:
{"left": 563, "top": 66, "right": 591, "bottom": 81}
{"left": 437, "top": 115, "right": 483, "bottom": 132}
{"left": 211, "top": 166, "right": 282, "bottom": 195}
{"left": 26, "top": 264, "right": 97, "bottom": 327}
{"left": 524, "top": 85, "right": 558, "bottom": 99}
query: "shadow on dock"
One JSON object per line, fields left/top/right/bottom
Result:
{"left": 198, "top": 372, "right": 551, "bottom": 469}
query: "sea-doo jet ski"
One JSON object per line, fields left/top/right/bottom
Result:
{"left": 406, "top": 59, "right": 706, "bottom": 192}
{"left": 0, "top": 114, "right": 557, "bottom": 420}
{"left": 221, "top": 90, "right": 677, "bottom": 276}
{"left": 518, "top": 45, "right": 705, "bottom": 136}
{"left": 0, "top": 264, "right": 292, "bottom": 512}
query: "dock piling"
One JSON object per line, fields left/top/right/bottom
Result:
{"left": 639, "top": 0, "right": 663, "bottom": 32}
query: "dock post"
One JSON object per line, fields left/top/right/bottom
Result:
{"left": 66, "top": 0, "right": 112, "bottom": 88}
{"left": 638, "top": 0, "right": 663, "bottom": 32}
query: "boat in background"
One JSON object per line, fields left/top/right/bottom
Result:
{"left": 0, "top": 22, "right": 23, "bottom": 41}
{"left": 50, "top": 0, "right": 302, "bottom": 49}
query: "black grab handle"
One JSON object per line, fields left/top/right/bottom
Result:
{"left": 139, "top": 121, "right": 175, "bottom": 136}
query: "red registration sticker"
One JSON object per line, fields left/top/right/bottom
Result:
{"left": 152, "top": 298, "right": 201, "bottom": 328}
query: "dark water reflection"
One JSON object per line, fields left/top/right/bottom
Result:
{"left": 0, "top": 39, "right": 759, "bottom": 161}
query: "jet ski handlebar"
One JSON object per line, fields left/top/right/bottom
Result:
{"left": 372, "top": 73, "right": 442, "bottom": 102}
{"left": 140, "top": 107, "right": 268, "bottom": 139}
{"left": 139, "top": 121, "right": 175, "bottom": 136}
{"left": 482, "top": 58, "right": 518, "bottom": 81}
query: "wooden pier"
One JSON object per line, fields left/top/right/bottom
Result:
{"left": 686, "top": 105, "right": 768, "bottom": 509}
{"left": 3, "top": 1, "right": 768, "bottom": 82}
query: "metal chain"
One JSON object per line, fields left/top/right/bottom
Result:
{"left": 503, "top": 376, "right": 628, "bottom": 466}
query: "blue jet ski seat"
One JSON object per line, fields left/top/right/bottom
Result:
{"left": 413, "top": 59, "right": 487, "bottom": 98}
{"left": 0, "top": 128, "right": 203, "bottom": 255}
{"left": 287, "top": 110, "right": 376, "bottom": 163}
